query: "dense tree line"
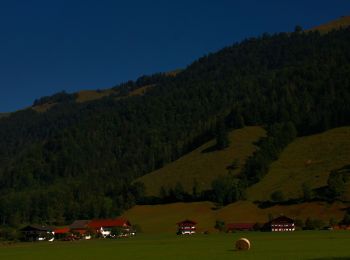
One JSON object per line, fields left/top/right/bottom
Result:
{"left": 326, "top": 165, "right": 350, "bottom": 200}
{"left": 0, "top": 27, "right": 350, "bottom": 225}
{"left": 33, "top": 91, "right": 77, "bottom": 106}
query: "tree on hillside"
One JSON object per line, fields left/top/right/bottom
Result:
{"left": 327, "top": 170, "right": 346, "bottom": 199}
{"left": 294, "top": 25, "right": 303, "bottom": 33}
{"left": 214, "top": 220, "right": 226, "bottom": 232}
{"left": 302, "top": 182, "right": 314, "bottom": 201}
{"left": 172, "top": 182, "right": 185, "bottom": 201}
{"left": 341, "top": 212, "right": 350, "bottom": 225}
{"left": 270, "top": 190, "right": 284, "bottom": 202}
{"left": 215, "top": 119, "right": 230, "bottom": 150}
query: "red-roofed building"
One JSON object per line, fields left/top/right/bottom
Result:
{"left": 88, "top": 218, "right": 133, "bottom": 238}
{"left": 54, "top": 227, "right": 70, "bottom": 239}
{"left": 226, "top": 223, "right": 254, "bottom": 232}
{"left": 265, "top": 216, "right": 295, "bottom": 232}
{"left": 177, "top": 220, "right": 196, "bottom": 235}
{"left": 69, "top": 220, "right": 91, "bottom": 239}
{"left": 54, "top": 227, "right": 70, "bottom": 234}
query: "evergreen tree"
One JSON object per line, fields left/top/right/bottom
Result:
{"left": 215, "top": 119, "right": 230, "bottom": 150}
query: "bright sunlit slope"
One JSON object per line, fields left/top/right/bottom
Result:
{"left": 137, "top": 126, "right": 266, "bottom": 196}
{"left": 308, "top": 16, "right": 350, "bottom": 33}
{"left": 247, "top": 127, "right": 350, "bottom": 201}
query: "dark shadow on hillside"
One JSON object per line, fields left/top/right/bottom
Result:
{"left": 254, "top": 196, "right": 350, "bottom": 209}
{"left": 255, "top": 199, "right": 303, "bottom": 209}
{"left": 313, "top": 186, "right": 330, "bottom": 201}
{"left": 201, "top": 144, "right": 219, "bottom": 153}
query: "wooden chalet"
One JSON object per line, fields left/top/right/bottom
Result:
{"left": 20, "top": 225, "right": 55, "bottom": 242}
{"left": 177, "top": 220, "right": 196, "bottom": 235}
{"left": 226, "top": 223, "right": 255, "bottom": 232}
{"left": 88, "top": 218, "right": 133, "bottom": 238}
{"left": 68, "top": 218, "right": 133, "bottom": 238}
{"left": 264, "top": 216, "right": 295, "bottom": 232}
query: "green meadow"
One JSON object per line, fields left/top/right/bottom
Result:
{"left": 1, "top": 232, "right": 350, "bottom": 260}
{"left": 247, "top": 126, "right": 350, "bottom": 201}
{"left": 138, "top": 126, "right": 266, "bottom": 195}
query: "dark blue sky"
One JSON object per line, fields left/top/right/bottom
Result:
{"left": 1, "top": 0, "right": 349, "bottom": 112}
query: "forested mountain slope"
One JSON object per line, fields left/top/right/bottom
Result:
{"left": 0, "top": 26, "right": 350, "bottom": 225}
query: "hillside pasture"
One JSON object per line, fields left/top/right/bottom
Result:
{"left": 138, "top": 126, "right": 266, "bottom": 196}
{"left": 247, "top": 127, "right": 350, "bottom": 202}
{"left": 123, "top": 201, "right": 348, "bottom": 233}
{"left": 309, "top": 16, "right": 350, "bottom": 33}
{"left": 76, "top": 89, "right": 117, "bottom": 103}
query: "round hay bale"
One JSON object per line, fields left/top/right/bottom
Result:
{"left": 235, "top": 238, "right": 251, "bottom": 251}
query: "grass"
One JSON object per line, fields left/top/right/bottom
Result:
{"left": 137, "top": 126, "right": 266, "bottom": 196}
{"left": 32, "top": 102, "right": 57, "bottom": 112}
{"left": 1, "top": 232, "right": 350, "bottom": 260}
{"left": 308, "top": 16, "right": 350, "bottom": 33}
{"left": 76, "top": 89, "right": 117, "bottom": 103}
{"left": 247, "top": 127, "right": 350, "bottom": 202}
{"left": 123, "top": 201, "right": 348, "bottom": 233}
{"left": 32, "top": 85, "right": 153, "bottom": 112}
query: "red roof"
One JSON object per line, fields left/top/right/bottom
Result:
{"left": 88, "top": 218, "right": 131, "bottom": 229}
{"left": 73, "top": 229, "right": 87, "bottom": 235}
{"left": 177, "top": 219, "right": 197, "bottom": 226}
{"left": 54, "top": 228, "right": 70, "bottom": 234}
{"left": 226, "top": 223, "right": 254, "bottom": 230}
{"left": 271, "top": 216, "right": 294, "bottom": 224}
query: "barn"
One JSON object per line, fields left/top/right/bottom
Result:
{"left": 226, "top": 223, "right": 255, "bottom": 232}
{"left": 20, "top": 225, "right": 55, "bottom": 242}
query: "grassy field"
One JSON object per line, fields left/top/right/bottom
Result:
{"left": 247, "top": 127, "right": 350, "bottom": 202}
{"left": 1, "top": 232, "right": 350, "bottom": 260}
{"left": 32, "top": 85, "right": 154, "bottom": 112}
{"left": 76, "top": 89, "right": 117, "bottom": 103}
{"left": 123, "top": 201, "right": 348, "bottom": 233}
{"left": 138, "top": 126, "right": 350, "bottom": 201}
{"left": 138, "top": 126, "right": 266, "bottom": 196}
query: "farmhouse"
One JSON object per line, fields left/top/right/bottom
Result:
{"left": 226, "top": 223, "right": 255, "bottom": 232}
{"left": 265, "top": 216, "right": 295, "bottom": 232}
{"left": 20, "top": 225, "right": 55, "bottom": 241}
{"left": 69, "top": 220, "right": 92, "bottom": 239}
{"left": 177, "top": 220, "right": 196, "bottom": 235}
{"left": 88, "top": 218, "right": 133, "bottom": 238}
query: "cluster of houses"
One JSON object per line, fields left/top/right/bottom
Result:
{"left": 177, "top": 216, "right": 296, "bottom": 235}
{"left": 20, "top": 218, "right": 134, "bottom": 242}
{"left": 20, "top": 215, "right": 346, "bottom": 241}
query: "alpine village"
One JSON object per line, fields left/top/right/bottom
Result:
{"left": 1, "top": 8, "right": 350, "bottom": 260}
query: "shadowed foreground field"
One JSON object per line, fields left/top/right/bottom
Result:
{"left": 1, "top": 232, "right": 350, "bottom": 260}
